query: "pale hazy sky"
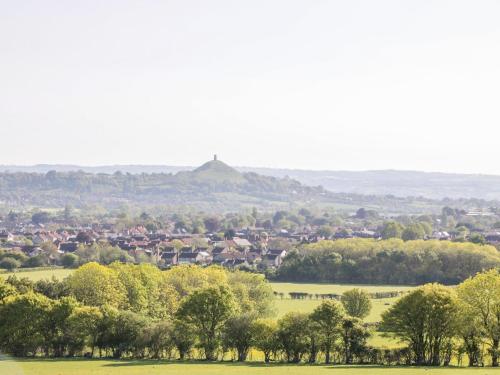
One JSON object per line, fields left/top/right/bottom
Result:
{"left": 1, "top": 1, "right": 500, "bottom": 173}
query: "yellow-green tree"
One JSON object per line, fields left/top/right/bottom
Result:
{"left": 66, "top": 262, "right": 126, "bottom": 308}
{"left": 163, "top": 264, "right": 227, "bottom": 297}
{"left": 110, "top": 262, "right": 179, "bottom": 319}
{"left": 0, "top": 292, "right": 52, "bottom": 356}
{"left": 458, "top": 269, "right": 500, "bottom": 367}
{"left": 67, "top": 305, "right": 103, "bottom": 356}
{"left": 0, "top": 277, "right": 16, "bottom": 304}
{"left": 227, "top": 270, "right": 275, "bottom": 317}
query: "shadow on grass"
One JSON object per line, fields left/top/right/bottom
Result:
{"left": 1, "top": 357, "right": 490, "bottom": 370}
{"left": 101, "top": 360, "right": 477, "bottom": 370}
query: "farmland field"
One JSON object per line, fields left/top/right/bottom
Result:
{"left": 0, "top": 268, "right": 72, "bottom": 281}
{"left": 271, "top": 282, "right": 416, "bottom": 324}
{"left": 270, "top": 282, "right": 415, "bottom": 295}
{"left": 0, "top": 358, "right": 498, "bottom": 375}
{"left": 274, "top": 296, "right": 399, "bottom": 321}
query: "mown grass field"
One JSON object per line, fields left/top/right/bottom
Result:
{"left": 0, "top": 268, "right": 73, "bottom": 281}
{"left": 272, "top": 282, "right": 415, "bottom": 324}
{"left": 0, "top": 358, "right": 498, "bottom": 375}
{"left": 270, "top": 282, "right": 415, "bottom": 295}
{"left": 274, "top": 297, "right": 398, "bottom": 320}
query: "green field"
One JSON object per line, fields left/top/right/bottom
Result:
{"left": 271, "top": 282, "right": 416, "bottom": 324}
{"left": 270, "top": 282, "right": 415, "bottom": 295}
{"left": 274, "top": 296, "right": 398, "bottom": 321}
{"left": 0, "top": 358, "right": 498, "bottom": 375}
{"left": 0, "top": 268, "right": 73, "bottom": 281}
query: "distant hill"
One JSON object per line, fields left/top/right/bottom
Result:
{"left": 3, "top": 163, "right": 500, "bottom": 201}
{"left": 185, "top": 159, "right": 246, "bottom": 184}
{"left": 0, "top": 159, "right": 332, "bottom": 212}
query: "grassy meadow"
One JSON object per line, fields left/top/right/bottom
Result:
{"left": 270, "top": 282, "right": 415, "bottom": 295}
{"left": 0, "top": 267, "right": 72, "bottom": 281}
{"left": 272, "top": 282, "right": 415, "bottom": 322}
{"left": 0, "top": 358, "right": 497, "bottom": 375}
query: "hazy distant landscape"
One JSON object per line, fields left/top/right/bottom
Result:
{"left": 3, "top": 163, "right": 500, "bottom": 200}
{"left": 0, "top": 160, "right": 499, "bottom": 215}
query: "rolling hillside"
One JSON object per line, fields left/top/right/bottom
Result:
{"left": 0, "top": 159, "right": 329, "bottom": 211}
{"left": 4, "top": 163, "right": 500, "bottom": 200}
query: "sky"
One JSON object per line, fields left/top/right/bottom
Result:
{"left": 1, "top": 0, "right": 500, "bottom": 173}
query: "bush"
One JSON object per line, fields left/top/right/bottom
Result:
{"left": 0, "top": 257, "right": 21, "bottom": 271}
{"left": 61, "top": 253, "right": 79, "bottom": 268}
{"left": 23, "top": 255, "right": 47, "bottom": 268}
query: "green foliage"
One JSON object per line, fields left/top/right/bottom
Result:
{"left": 0, "top": 277, "right": 17, "bottom": 303}
{"left": 139, "top": 321, "right": 175, "bottom": 359}
{"left": 222, "top": 313, "right": 258, "bottom": 361}
{"left": 341, "top": 289, "right": 372, "bottom": 319}
{"left": 381, "top": 283, "right": 459, "bottom": 365}
{"left": 109, "top": 262, "right": 179, "bottom": 319}
{"left": 381, "top": 221, "right": 403, "bottom": 239}
{"left": 0, "top": 163, "right": 330, "bottom": 211}
{"left": 340, "top": 316, "right": 370, "bottom": 364}
{"left": 310, "top": 300, "right": 345, "bottom": 363}
{"left": 23, "top": 255, "right": 49, "bottom": 268}
{"left": 0, "top": 257, "right": 21, "bottom": 270}
{"left": 61, "top": 253, "right": 79, "bottom": 268}
{"left": 457, "top": 269, "right": 500, "bottom": 366}
{"left": 0, "top": 292, "right": 52, "bottom": 356}
{"left": 97, "top": 307, "right": 149, "bottom": 358}
{"left": 6, "top": 275, "right": 35, "bottom": 293}
{"left": 176, "top": 285, "right": 237, "bottom": 360}
{"left": 170, "top": 320, "right": 196, "bottom": 360}
{"left": 66, "top": 262, "right": 127, "bottom": 308}
{"left": 253, "top": 319, "right": 279, "bottom": 363}
{"left": 163, "top": 264, "right": 228, "bottom": 297}
{"left": 276, "top": 239, "right": 500, "bottom": 284}
{"left": 227, "top": 270, "right": 275, "bottom": 317}
{"left": 4, "top": 262, "right": 500, "bottom": 367}
{"left": 66, "top": 306, "right": 103, "bottom": 356}
{"left": 277, "top": 312, "right": 311, "bottom": 363}
{"left": 401, "top": 223, "right": 426, "bottom": 241}
{"left": 34, "top": 277, "right": 70, "bottom": 299}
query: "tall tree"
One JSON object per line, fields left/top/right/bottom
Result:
{"left": 341, "top": 289, "right": 372, "bottom": 319}
{"left": 380, "top": 221, "right": 403, "bottom": 239}
{"left": 381, "top": 283, "right": 458, "bottom": 365}
{"left": 310, "top": 300, "right": 345, "bottom": 363}
{"left": 253, "top": 319, "right": 279, "bottom": 363}
{"left": 176, "top": 285, "right": 236, "bottom": 360}
{"left": 222, "top": 313, "right": 257, "bottom": 361}
{"left": 66, "top": 306, "right": 103, "bottom": 357}
{"left": 0, "top": 292, "right": 52, "bottom": 357}
{"left": 277, "top": 312, "right": 311, "bottom": 363}
{"left": 66, "top": 262, "right": 126, "bottom": 308}
{"left": 340, "top": 316, "right": 370, "bottom": 364}
{"left": 458, "top": 269, "right": 500, "bottom": 366}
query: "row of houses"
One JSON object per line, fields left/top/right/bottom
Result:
{"left": 0, "top": 225, "right": 290, "bottom": 269}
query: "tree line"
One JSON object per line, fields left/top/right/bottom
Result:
{"left": 0, "top": 265, "right": 499, "bottom": 366}
{"left": 273, "top": 238, "right": 500, "bottom": 284}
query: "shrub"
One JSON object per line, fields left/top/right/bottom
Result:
{"left": 0, "top": 257, "right": 21, "bottom": 271}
